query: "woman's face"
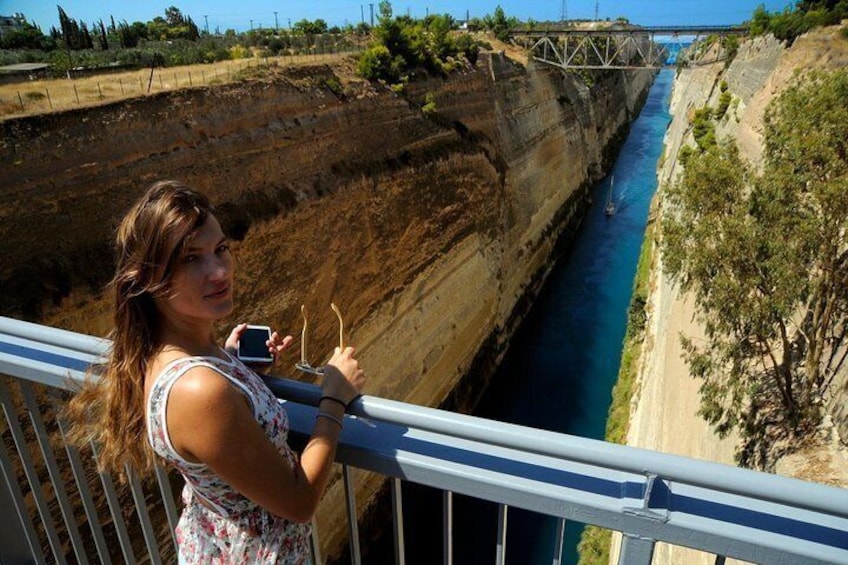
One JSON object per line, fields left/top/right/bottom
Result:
{"left": 157, "top": 214, "right": 234, "bottom": 325}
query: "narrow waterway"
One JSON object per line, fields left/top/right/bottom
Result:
{"left": 401, "top": 68, "right": 674, "bottom": 565}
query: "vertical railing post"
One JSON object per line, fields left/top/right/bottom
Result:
{"left": 495, "top": 504, "right": 508, "bottom": 565}
{"left": 90, "top": 443, "right": 136, "bottom": 564}
{"left": 342, "top": 464, "right": 362, "bottom": 565}
{"left": 126, "top": 466, "right": 162, "bottom": 564}
{"left": 391, "top": 478, "right": 406, "bottom": 565}
{"left": 153, "top": 465, "right": 180, "bottom": 550}
{"left": 618, "top": 533, "right": 655, "bottom": 565}
{"left": 552, "top": 518, "right": 567, "bottom": 565}
{"left": 443, "top": 490, "right": 453, "bottom": 565}
{"left": 0, "top": 430, "right": 45, "bottom": 563}
{"left": 54, "top": 398, "right": 113, "bottom": 564}
{"left": 21, "top": 384, "right": 88, "bottom": 564}
{"left": 0, "top": 379, "right": 66, "bottom": 563}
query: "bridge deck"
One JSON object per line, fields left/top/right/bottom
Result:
{"left": 510, "top": 25, "right": 749, "bottom": 36}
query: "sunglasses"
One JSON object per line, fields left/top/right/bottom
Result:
{"left": 295, "top": 302, "right": 345, "bottom": 375}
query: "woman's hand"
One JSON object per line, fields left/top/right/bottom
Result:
{"left": 225, "top": 323, "right": 294, "bottom": 372}
{"left": 322, "top": 347, "right": 366, "bottom": 406}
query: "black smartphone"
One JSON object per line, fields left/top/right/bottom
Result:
{"left": 237, "top": 325, "right": 274, "bottom": 363}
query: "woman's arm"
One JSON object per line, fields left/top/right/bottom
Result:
{"left": 166, "top": 347, "right": 365, "bottom": 522}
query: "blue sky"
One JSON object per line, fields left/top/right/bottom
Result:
{"left": 9, "top": 1, "right": 792, "bottom": 34}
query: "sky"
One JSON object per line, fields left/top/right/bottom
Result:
{"left": 7, "top": 1, "right": 793, "bottom": 35}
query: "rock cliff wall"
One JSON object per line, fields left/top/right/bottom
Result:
{"left": 625, "top": 26, "right": 848, "bottom": 565}
{"left": 1, "top": 53, "right": 653, "bottom": 559}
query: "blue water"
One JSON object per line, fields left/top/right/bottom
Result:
{"left": 399, "top": 70, "right": 673, "bottom": 565}
{"left": 473, "top": 69, "right": 673, "bottom": 564}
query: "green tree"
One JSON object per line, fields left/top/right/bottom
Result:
{"left": 378, "top": 0, "right": 393, "bottom": 22}
{"left": 484, "top": 5, "right": 511, "bottom": 41}
{"left": 749, "top": 4, "right": 772, "bottom": 36}
{"left": 661, "top": 70, "right": 848, "bottom": 468}
{"left": 0, "top": 19, "right": 50, "bottom": 50}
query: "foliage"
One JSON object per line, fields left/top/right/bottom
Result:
{"left": 356, "top": 2, "right": 484, "bottom": 82}
{"left": 715, "top": 86, "right": 733, "bottom": 120}
{"left": 577, "top": 525, "right": 611, "bottom": 565}
{"left": 690, "top": 106, "right": 716, "bottom": 151}
{"left": 482, "top": 6, "right": 515, "bottom": 42}
{"left": 358, "top": 44, "right": 403, "bottom": 82}
{"left": 661, "top": 69, "right": 848, "bottom": 468}
{"left": 292, "top": 19, "right": 329, "bottom": 36}
{"left": 747, "top": 0, "right": 848, "bottom": 43}
{"left": 722, "top": 35, "right": 740, "bottom": 66}
{"left": 56, "top": 6, "right": 93, "bottom": 50}
{"left": 421, "top": 91, "right": 437, "bottom": 114}
{"left": 0, "top": 19, "right": 55, "bottom": 50}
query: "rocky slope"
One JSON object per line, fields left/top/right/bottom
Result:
{"left": 1, "top": 53, "right": 653, "bottom": 559}
{"left": 624, "top": 26, "right": 848, "bottom": 565}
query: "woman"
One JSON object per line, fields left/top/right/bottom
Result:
{"left": 68, "top": 180, "right": 365, "bottom": 563}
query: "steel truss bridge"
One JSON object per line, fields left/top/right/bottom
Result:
{"left": 509, "top": 25, "right": 749, "bottom": 70}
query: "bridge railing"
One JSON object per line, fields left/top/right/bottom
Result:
{"left": 1, "top": 315, "right": 847, "bottom": 564}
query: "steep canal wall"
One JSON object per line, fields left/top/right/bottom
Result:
{"left": 625, "top": 26, "right": 848, "bottom": 565}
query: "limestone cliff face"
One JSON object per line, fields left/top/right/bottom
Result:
{"left": 638, "top": 24, "right": 848, "bottom": 526}
{"left": 623, "top": 27, "right": 848, "bottom": 565}
{"left": 1, "top": 53, "right": 652, "bottom": 559}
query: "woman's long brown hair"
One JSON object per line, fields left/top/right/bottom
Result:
{"left": 65, "top": 180, "right": 214, "bottom": 480}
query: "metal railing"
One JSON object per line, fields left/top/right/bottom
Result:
{"left": 1, "top": 315, "right": 847, "bottom": 564}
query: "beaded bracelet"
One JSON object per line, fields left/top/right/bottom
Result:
{"left": 319, "top": 396, "right": 348, "bottom": 411}
{"left": 316, "top": 411, "right": 344, "bottom": 429}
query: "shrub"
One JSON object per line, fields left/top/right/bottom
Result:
{"left": 716, "top": 89, "right": 733, "bottom": 120}
{"left": 421, "top": 91, "right": 437, "bottom": 114}
{"left": 691, "top": 106, "right": 716, "bottom": 151}
{"left": 229, "top": 45, "right": 250, "bottom": 59}
{"left": 678, "top": 144, "right": 695, "bottom": 168}
{"left": 357, "top": 44, "right": 405, "bottom": 82}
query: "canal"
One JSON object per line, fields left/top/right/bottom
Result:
{"left": 401, "top": 67, "right": 674, "bottom": 564}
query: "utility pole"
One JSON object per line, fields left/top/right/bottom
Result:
{"left": 204, "top": 14, "right": 209, "bottom": 34}
{"left": 361, "top": 4, "right": 365, "bottom": 23}
{"left": 250, "top": 19, "right": 253, "bottom": 30}
{"left": 288, "top": 18, "right": 291, "bottom": 30}
{"left": 595, "top": 0, "right": 599, "bottom": 21}
{"left": 274, "top": 11, "right": 278, "bottom": 32}
{"left": 369, "top": 3, "right": 374, "bottom": 27}
{"left": 560, "top": 1, "right": 567, "bottom": 22}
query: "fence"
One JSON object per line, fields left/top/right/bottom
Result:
{"left": 1, "top": 315, "right": 847, "bottom": 564}
{"left": 0, "top": 45, "right": 363, "bottom": 119}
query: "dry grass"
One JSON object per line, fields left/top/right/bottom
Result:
{"left": 0, "top": 51, "right": 358, "bottom": 120}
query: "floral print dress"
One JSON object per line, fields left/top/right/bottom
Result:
{"left": 146, "top": 353, "right": 312, "bottom": 564}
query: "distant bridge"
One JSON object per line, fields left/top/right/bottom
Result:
{"left": 508, "top": 25, "right": 749, "bottom": 70}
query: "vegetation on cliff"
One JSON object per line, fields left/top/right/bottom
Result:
{"left": 356, "top": 1, "right": 483, "bottom": 83}
{"left": 748, "top": 0, "right": 848, "bottom": 43}
{"left": 661, "top": 69, "right": 848, "bottom": 469}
